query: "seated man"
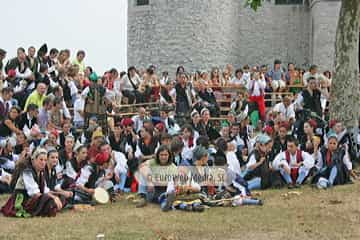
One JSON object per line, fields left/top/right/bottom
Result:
{"left": 195, "top": 80, "right": 220, "bottom": 117}
{"left": 272, "top": 136, "right": 315, "bottom": 188}
{"left": 131, "top": 107, "right": 147, "bottom": 133}
{"left": 244, "top": 134, "right": 284, "bottom": 190}
{"left": 267, "top": 59, "right": 286, "bottom": 92}
{"left": 273, "top": 95, "right": 296, "bottom": 124}
{"left": 159, "top": 106, "right": 180, "bottom": 135}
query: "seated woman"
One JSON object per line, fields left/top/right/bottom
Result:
{"left": 200, "top": 108, "right": 220, "bottom": 142}
{"left": 0, "top": 137, "right": 19, "bottom": 173}
{"left": 135, "top": 128, "right": 158, "bottom": 163}
{"left": 57, "top": 135, "right": 75, "bottom": 182}
{"left": 313, "top": 133, "right": 353, "bottom": 189}
{"left": 299, "top": 119, "right": 322, "bottom": 154}
{"left": 62, "top": 145, "right": 88, "bottom": 190}
{"left": 107, "top": 121, "right": 127, "bottom": 153}
{"left": 195, "top": 80, "right": 220, "bottom": 117}
{"left": 170, "top": 137, "right": 186, "bottom": 167}
{"left": 190, "top": 110, "right": 206, "bottom": 138}
{"left": 2, "top": 148, "right": 64, "bottom": 217}
{"left": 74, "top": 151, "right": 113, "bottom": 204}
{"left": 14, "top": 132, "right": 29, "bottom": 155}
{"left": 44, "top": 149, "right": 73, "bottom": 200}
{"left": 180, "top": 124, "right": 196, "bottom": 165}
{"left": 138, "top": 145, "right": 178, "bottom": 211}
{"left": 0, "top": 106, "right": 22, "bottom": 139}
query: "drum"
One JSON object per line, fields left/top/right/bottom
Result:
{"left": 93, "top": 187, "right": 110, "bottom": 204}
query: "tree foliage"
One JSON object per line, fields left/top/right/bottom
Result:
{"left": 246, "top": 0, "right": 264, "bottom": 11}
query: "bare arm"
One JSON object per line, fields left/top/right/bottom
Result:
{"left": 4, "top": 119, "right": 22, "bottom": 135}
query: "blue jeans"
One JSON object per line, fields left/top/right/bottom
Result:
{"left": 280, "top": 166, "right": 309, "bottom": 184}
{"left": 242, "top": 198, "right": 261, "bottom": 205}
{"left": 328, "top": 166, "right": 338, "bottom": 186}
{"left": 317, "top": 166, "right": 338, "bottom": 189}
{"left": 114, "top": 172, "right": 128, "bottom": 192}
{"left": 71, "top": 94, "right": 77, "bottom": 105}
{"left": 247, "top": 177, "right": 261, "bottom": 190}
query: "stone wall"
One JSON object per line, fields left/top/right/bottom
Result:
{"left": 310, "top": 0, "right": 341, "bottom": 71}
{"left": 128, "top": 0, "right": 336, "bottom": 75}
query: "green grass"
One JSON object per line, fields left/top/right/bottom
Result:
{"left": 0, "top": 183, "right": 359, "bottom": 240}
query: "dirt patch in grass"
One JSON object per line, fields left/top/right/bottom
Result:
{"left": 0, "top": 183, "right": 359, "bottom": 240}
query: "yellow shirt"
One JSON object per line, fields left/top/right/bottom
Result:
{"left": 72, "top": 59, "right": 85, "bottom": 73}
{"left": 24, "top": 91, "right": 46, "bottom": 111}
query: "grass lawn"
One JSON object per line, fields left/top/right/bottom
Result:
{"left": 0, "top": 182, "right": 359, "bottom": 240}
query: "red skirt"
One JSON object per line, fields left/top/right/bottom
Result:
{"left": 1, "top": 193, "right": 59, "bottom": 217}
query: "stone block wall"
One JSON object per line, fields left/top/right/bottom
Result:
{"left": 128, "top": 0, "right": 340, "bottom": 75}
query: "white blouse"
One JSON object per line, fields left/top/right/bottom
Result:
{"left": 22, "top": 170, "right": 50, "bottom": 197}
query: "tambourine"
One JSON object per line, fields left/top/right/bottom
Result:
{"left": 93, "top": 187, "right": 110, "bottom": 204}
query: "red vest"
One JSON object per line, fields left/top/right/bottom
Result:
{"left": 285, "top": 150, "right": 303, "bottom": 165}
{"left": 285, "top": 150, "right": 303, "bottom": 183}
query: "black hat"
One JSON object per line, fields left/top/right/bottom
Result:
{"left": 38, "top": 44, "right": 48, "bottom": 55}
{"left": 0, "top": 49, "right": 6, "bottom": 56}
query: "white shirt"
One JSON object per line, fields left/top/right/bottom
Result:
{"left": 242, "top": 72, "right": 251, "bottom": 87}
{"left": 163, "top": 117, "right": 180, "bottom": 134}
{"left": 226, "top": 151, "right": 241, "bottom": 175}
{"left": 22, "top": 170, "right": 50, "bottom": 197}
{"left": 113, "top": 79, "right": 122, "bottom": 96}
{"left": 0, "top": 97, "right": 12, "bottom": 113}
{"left": 73, "top": 97, "right": 85, "bottom": 123}
{"left": 120, "top": 74, "right": 141, "bottom": 91}
{"left": 68, "top": 80, "right": 78, "bottom": 97}
{"left": 16, "top": 67, "right": 32, "bottom": 79}
{"left": 272, "top": 150, "right": 315, "bottom": 170}
{"left": 303, "top": 72, "right": 326, "bottom": 86}
{"left": 314, "top": 149, "right": 352, "bottom": 171}
{"left": 247, "top": 79, "right": 266, "bottom": 97}
{"left": 0, "top": 169, "right": 11, "bottom": 182}
{"left": 132, "top": 115, "right": 144, "bottom": 133}
{"left": 273, "top": 102, "right": 296, "bottom": 120}
{"left": 230, "top": 77, "right": 246, "bottom": 86}
{"left": 230, "top": 135, "right": 245, "bottom": 149}
{"left": 160, "top": 76, "right": 169, "bottom": 86}
{"left": 76, "top": 165, "right": 93, "bottom": 186}
{"left": 181, "top": 138, "right": 196, "bottom": 161}
{"left": 246, "top": 153, "right": 258, "bottom": 169}
{"left": 113, "top": 151, "right": 128, "bottom": 175}
{"left": 64, "top": 161, "right": 78, "bottom": 180}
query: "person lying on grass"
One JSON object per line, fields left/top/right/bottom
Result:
{"left": 212, "top": 138, "right": 263, "bottom": 206}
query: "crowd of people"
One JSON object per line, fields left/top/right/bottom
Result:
{"left": 0, "top": 44, "right": 359, "bottom": 217}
